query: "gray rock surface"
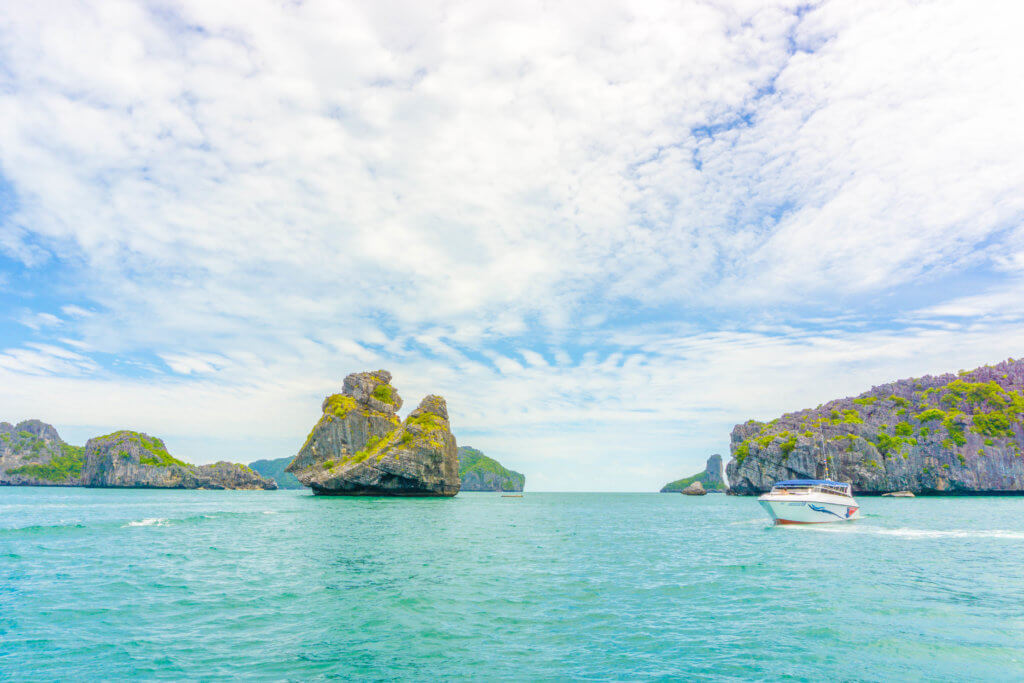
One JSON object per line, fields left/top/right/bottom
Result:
{"left": 286, "top": 371, "right": 460, "bottom": 496}
{"left": 0, "top": 420, "right": 83, "bottom": 486}
{"left": 681, "top": 481, "right": 707, "bottom": 495}
{"left": 727, "top": 358, "right": 1024, "bottom": 495}
{"left": 2, "top": 421, "right": 275, "bottom": 489}
{"left": 81, "top": 430, "right": 276, "bottom": 489}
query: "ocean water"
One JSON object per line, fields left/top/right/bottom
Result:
{"left": 2, "top": 489, "right": 1023, "bottom": 681}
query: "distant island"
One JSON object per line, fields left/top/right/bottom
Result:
{"left": 0, "top": 420, "right": 275, "bottom": 489}
{"left": 249, "top": 458, "right": 304, "bottom": 489}
{"left": 661, "top": 454, "right": 725, "bottom": 492}
{"left": 727, "top": 358, "right": 1024, "bottom": 495}
{"left": 251, "top": 445, "right": 525, "bottom": 492}
{"left": 458, "top": 446, "right": 525, "bottom": 491}
{"left": 286, "top": 370, "right": 461, "bottom": 496}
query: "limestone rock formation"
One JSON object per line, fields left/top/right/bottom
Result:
{"left": 661, "top": 454, "right": 726, "bottom": 492}
{"left": 286, "top": 370, "right": 460, "bottom": 496}
{"left": 727, "top": 358, "right": 1024, "bottom": 495}
{"left": 81, "top": 431, "right": 276, "bottom": 489}
{"left": 681, "top": 481, "right": 707, "bottom": 495}
{"left": 2, "top": 421, "right": 275, "bottom": 490}
{"left": 458, "top": 446, "right": 525, "bottom": 491}
{"left": 0, "top": 420, "right": 84, "bottom": 486}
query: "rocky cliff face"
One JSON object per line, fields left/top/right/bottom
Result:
{"left": 286, "top": 370, "right": 460, "bottom": 496}
{"left": 661, "top": 454, "right": 725, "bottom": 492}
{"left": 727, "top": 358, "right": 1024, "bottom": 495}
{"left": 458, "top": 446, "right": 525, "bottom": 491}
{"left": 0, "top": 420, "right": 84, "bottom": 486}
{"left": 81, "top": 431, "right": 276, "bottom": 490}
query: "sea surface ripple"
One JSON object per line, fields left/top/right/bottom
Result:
{"left": 2, "top": 488, "right": 1023, "bottom": 680}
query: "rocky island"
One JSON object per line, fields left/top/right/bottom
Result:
{"left": 727, "top": 358, "right": 1024, "bottom": 495}
{"left": 82, "top": 430, "right": 274, "bottom": 489}
{"left": 1, "top": 420, "right": 275, "bottom": 489}
{"left": 285, "top": 370, "right": 460, "bottom": 496}
{"left": 661, "top": 454, "right": 726, "bottom": 493}
{"left": 458, "top": 446, "right": 525, "bottom": 491}
{"left": 0, "top": 420, "right": 84, "bottom": 486}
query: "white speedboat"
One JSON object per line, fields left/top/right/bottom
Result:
{"left": 758, "top": 479, "right": 860, "bottom": 525}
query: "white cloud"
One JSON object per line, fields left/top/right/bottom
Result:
{"left": 0, "top": 343, "right": 97, "bottom": 376}
{"left": 0, "top": 0, "right": 1022, "bottom": 488}
{"left": 18, "top": 311, "right": 62, "bottom": 330}
{"left": 60, "top": 305, "right": 94, "bottom": 318}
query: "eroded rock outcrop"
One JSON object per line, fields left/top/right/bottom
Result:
{"left": 458, "top": 446, "right": 525, "bottom": 491}
{"left": 286, "top": 370, "right": 460, "bottom": 496}
{"left": 681, "top": 481, "right": 707, "bottom": 495}
{"left": 81, "top": 431, "right": 276, "bottom": 489}
{"left": 727, "top": 358, "right": 1024, "bottom": 495}
{"left": 0, "top": 420, "right": 84, "bottom": 486}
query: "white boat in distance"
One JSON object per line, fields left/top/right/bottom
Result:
{"left": 758, "top": 480, "right": 860, "bottom": 525}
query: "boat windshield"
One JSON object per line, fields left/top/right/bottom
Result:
{"left": 770, "top": 480, "right": 852, "bottom": 497}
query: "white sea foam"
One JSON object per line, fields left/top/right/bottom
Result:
{"left": 802, "top": 525, "right": 1024, "bottom": 540}
{"left": 125, "top": 518, "right": 169, "bottom": 527}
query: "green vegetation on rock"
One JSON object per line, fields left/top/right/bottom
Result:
{"left": 371, "top": 383, "right": 397, "bottom": 406}
{"left": 778, "top": 435, "right": 797, "bottom": 459}
{"left": 346, "top": 433, "right": 392, "bottom": 465}
{"left": 458, "top": 446, "right": 526, "bottom": 492}
{"left": 8, "top": 444, "right": 84, "bottom": 482}
{"left": 406, "top": 412, "right": 447, "bottom": 432}
{"left": 735, "top": 440, "right": 751, "bottom": 464}
{"left": 323, "top": 394, "right": 359, "bottom": 418}
{"left": 136, "top": 434, "right": 188, "bottom": 467}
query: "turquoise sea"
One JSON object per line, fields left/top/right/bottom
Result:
{"left": 2, "top": 489, "right": 1024, "bottom": 681}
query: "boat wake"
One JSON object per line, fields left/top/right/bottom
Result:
{"left": 800, "top": 525, "right": 1024, "bottom": 540}
{"left": 728, "top": 518, "right": 768, "bottom": 526}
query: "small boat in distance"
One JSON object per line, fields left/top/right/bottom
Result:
{"left": 758, "top": 480, "right": 860, "bottom": 525}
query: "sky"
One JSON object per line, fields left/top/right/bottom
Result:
{"left": 1, "top": 0, "right": 1023, "bottom": 491}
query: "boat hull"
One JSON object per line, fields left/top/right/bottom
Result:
{"left": 758, "top": 497, "right": 859, "bottom": 524}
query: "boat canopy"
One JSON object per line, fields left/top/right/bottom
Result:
{"left": 774, "top": 479, "right": 849, "bottom": 488}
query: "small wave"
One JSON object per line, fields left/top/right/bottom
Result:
{"left": 0, "top": 522, "right": 88, "bottom": 536}
{"left": 262, "top": 510, "right": 276, "bottom": 514}
{"left": 802, "top": 525, "right": 1024, "bottom": 540}
{"left": 125, "top": 518, "right": 169, "bottom": 527}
